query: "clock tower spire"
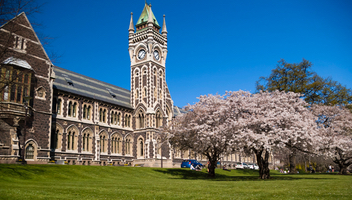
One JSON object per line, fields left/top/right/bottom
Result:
{"left": 128, "top": 3, "right": 173, "bottom": 159}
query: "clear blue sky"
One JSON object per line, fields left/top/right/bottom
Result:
{"left": 31, "top": 0, "right": 352, "bottom": 107}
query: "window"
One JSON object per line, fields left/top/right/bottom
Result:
{"left": 67, "top": 127, "right": 77, "bottom": 150}
{"left": 82, "top": 129, "right": 91, "bottom": 152}
{"left": 125, "top": 136, "right": 133, "bottom": 155}
{"left": 83, "top": 104, "right": 91, "bottom": 120}
{"left": 25, "top": 144, "right": 34, "bottom": 159}
{"left": 99, "top": 131, "right": 108, "bottom": 153}
{"left": 68, "top": 101, "right": 77, "bottom": 117}
{"left": 138, "top": 138, "right": 144, "bottom": 158}
{"left": 83, "top": 105, "right": 87, "bottom": 119}
{"left": 14, "top": 36, "right": 27, "bottom": 50}
{"left": 117, "top": 112, "right": 121, "bottom": 125}
{"left": 135, "top": 89, "right": 139, "bottom": 99}
{"left": 111, "top": 111, "right": 115, "bottom": 125}
{"left": 137, "top": 110, "right": 145, "bottom": 129}
{"left": 143, "top": 87, "right": 147, "bottom": 98}
{"left": 156, "top": 110, "right": 162, "bottom": 128}
{"left": 125, "top": 114, "right": 131, "bottom": 127}
{"left": 51, "top": 126, "right": 62, "bottom": 150}
{"left": 1, "top": 68, "right": 31, "bottom": 103}
{"left": 99, "top": 108, "right": 106, "bottom": 122}
{"left": 56, "top": 99, "right": 62, "bottom": 114}
{"left": 111, "top": 134, "right": 122, "bottom": 154}
{"left": 3, "top": 86, "right": 9, "bottom": 100}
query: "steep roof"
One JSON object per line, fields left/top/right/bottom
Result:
{"left": 53, "top": 66, "right": 132, "bottom": 109}
{"left": 136, "top": 3, "right": 159, "bottom": 27}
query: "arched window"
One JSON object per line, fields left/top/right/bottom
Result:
{"left": 99, "top": 108, "right": 106, "bottom": 122}
{"left": 125, "top": 114, "right": 131, "bottom": 127}
{"left": 99, "top": 131, "right": 108, "bottom": 153}
{"left": 83, "top": 133, "right": 86, "bottom": 151}
{"left": 81, "top": 129, "right": 92, "bottom": 152}
{"left": 99, "top": 108, "right": 103, "bottom": 122}
{"left": 117, "top": 113, "right": 121, "bottom": 126}
{"left": 111, "top": 137, "right": 115, "bottom": 153}
{"left": 57, "top": 99, "right": 62, "bottom": 115}
{"left": 125, "top": 136, "right": 133, "bottom": 155}
{"left": 66, "top": 127, "right": 77, "bottom": 150}
{"left": 83, "top": 105, "right": 87, "bottom": 119}
{"left": 143, "top": 87, "right": 147, "bottom": 98}
{"left": 68, "top": 101, "right": 72, "bottom": 116}
{"left": 73, "top": 102, "right": 77, "bottom": 117}
{"left": 138, "top": 138, "right": 144, "bottom": 158}
{"left": 51, "top": 125, "right": 62, "bottom": 150}
{"left": 111, "top": 134, "right": 122, "bottom": 154}
{"left": 137, "top": 110, "right": 144, "bottom": 129}
{"left": 156, "top": 110, "right": 162, "bottom": 128}
{"left": 135, "top": 89, "right": 139, "bottom": 99}
{"left": 25, "top": 144, "right": 34, "bottom": 159}
{"left": 111, "top": 111, "right": 114, "bottom": 124}
{"left": 117, "top": 138, "right": 121, "bottom": 153}
{"left": 87, "top": 106, "right": 91, "bottom": 120}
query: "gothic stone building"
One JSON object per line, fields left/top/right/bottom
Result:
{"left": 0, "top": 3, "right": 182, "bottom": 167}
{"left": 0, "top": 4, "right": 266, "bottom": 167}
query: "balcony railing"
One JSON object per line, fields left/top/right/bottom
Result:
{"left": 0, "top": 102, "right": 32, "bottom": 118}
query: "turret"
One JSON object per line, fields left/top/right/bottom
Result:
{"left": 128, "top": 12, "right": 134, "bottom": 35}
{"left": 162, "top": 15, "right": 167, "bottom": 37}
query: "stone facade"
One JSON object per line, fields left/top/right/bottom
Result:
{"left": 0, "top": 4, "right": 259, "bottom": 168}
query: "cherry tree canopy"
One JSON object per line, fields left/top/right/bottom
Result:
{"left": 311, "top": 104, "right": 352, "bottom": 174}
{"left": 227, "top": 90, "right": 317, "bottom": 179}
{"left": 169, "top": 94, "right": 235, "bottom": 177}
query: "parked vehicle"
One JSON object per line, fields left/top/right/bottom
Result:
{"left": 247, "top": 163, "right": 255, "bottom": 169}
{"left": 253, "top": 163, "right": 259, "bottom": 170}
{"left": 181, "top": 159, "right": 203, "bottom": 168}
{"left": 235, "top": 162, "right": 244, "bottom": 169}
{"left": 242, "top": 163, "right": 249, "bottom": 169}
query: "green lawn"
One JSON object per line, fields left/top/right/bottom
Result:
{"left": 0, "top": 164, "right": 351, "bottom": 199}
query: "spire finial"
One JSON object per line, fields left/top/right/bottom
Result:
{"left": 147, "top": 4, "right": 153, "bottom": 24}
{"left": 162, "top": 14, "right": 168, "bottom": 36}
{"left": 129, "top": 12, "right": 134, "bottom": 34}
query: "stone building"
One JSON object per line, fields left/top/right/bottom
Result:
{"left": 0, "top": 3, "right": 264, "bottom": 167}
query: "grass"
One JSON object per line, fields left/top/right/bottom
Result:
{"left": 0, "top": 164, "right": 351, "bottom": 199}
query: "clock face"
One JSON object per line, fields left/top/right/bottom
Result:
{"left": 138, "top": 49, "right": 146, "bottom": 59}
{"left": 153, "top": 50, "right": 160, "bottom": 60}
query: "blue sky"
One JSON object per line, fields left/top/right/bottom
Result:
{"left": 32, "top": 0, "right": 352, "bottom": 107}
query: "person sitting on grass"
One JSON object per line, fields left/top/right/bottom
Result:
{"left": 190, "top": 164, "right": 196, "bottom": 170}
{"left": 223, "top": 164, "right": 231, "bottom": 172}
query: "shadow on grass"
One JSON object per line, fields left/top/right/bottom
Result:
{"left": 153, "top": 168, "right": 333, "bottom": 181}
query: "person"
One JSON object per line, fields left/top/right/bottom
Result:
{"left": 329, "top": 165, "right": 332, "bottom": 173}
{"left": 190, "top": 164, "right": 196, "bottom": 170}
{"left": 207, "top": 161, "right": 210, "bottom": 173}
{"left": 223, "top": 164, "right": 231, "bottom": 172}
{"left": 195, "top": 165, "right": 201, "bottom": 171}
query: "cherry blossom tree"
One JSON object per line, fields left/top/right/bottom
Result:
{"left": 227, "top": 90, "right": 317, "bottom": 179}
{"left": 168, "top": 94, "right": 236, "bottom": 177}
{"left": 311, "top": 105, "right": 352, "bottom": 175}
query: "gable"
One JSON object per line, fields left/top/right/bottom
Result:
{"left": 0, "top": 12, "right": 52, "bottom": 64}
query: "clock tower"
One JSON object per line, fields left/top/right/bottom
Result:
{"left": 128, "top": 3, "right": 173, "bottom": 159}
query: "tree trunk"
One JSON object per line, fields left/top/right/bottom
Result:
{"left": 337, "top": 162, "right": 348, "bottom": 175}
{"left": 288, "top": 149, "right": 296, "bottom": 174}
{"left": 208, "top": 158, "right": 217, "bottom": 177}
{"left": 256, "top": 149, "right": 271, "bottom": 179}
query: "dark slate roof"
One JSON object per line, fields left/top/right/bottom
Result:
{"left": 53, "top": 66, "right": 132, "bottom": 109}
